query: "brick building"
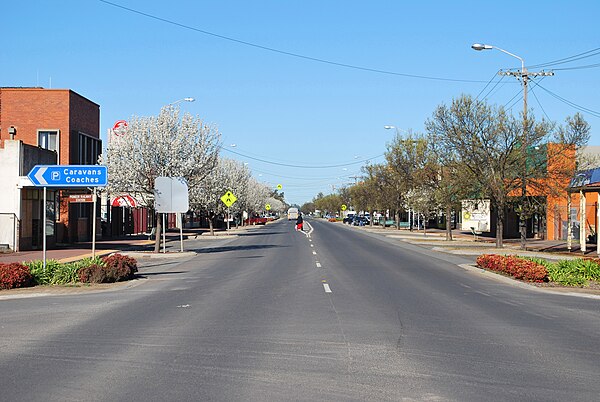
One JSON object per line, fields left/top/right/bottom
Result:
{"left": 0, "top": 87, "right": 101, "bottom": 250}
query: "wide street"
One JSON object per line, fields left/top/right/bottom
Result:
{"left": 1, "top": 219, "right": 599, "bottom": 401}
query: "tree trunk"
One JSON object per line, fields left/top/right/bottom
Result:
{"left": 496, "top": 207, "right": 504, "bottom": 248}
{"left": 208, "top": 213, "right": 215, "bottom": 236}
{"left": 445, "top": 205, "right": 453, "bottom": 241}
{"left": 153, "top": 212, "right": 162, "bottom": 253}
{"left": 519, "top": 213, "right": 527, "bottom": 250}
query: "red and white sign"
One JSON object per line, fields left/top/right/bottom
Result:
{"left": 111, "top": 195, "right": 138, "bottom": 208}
{"left": 112, "top": 120, "right": 128, "bottom": 137}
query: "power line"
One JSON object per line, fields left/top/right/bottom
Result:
{"left": 553, "top": 63, "right": 600, "bottom": 71}
{"left": 535, "top": 83, "right": 600, "bottom": 118}
{"left": 527, "top": 47, "right": 600, "bottom": 69}
{"left": 221, "top": 146, "right": 384, "bottom": 168}
{"left": 99, "top": 0, "right": 488, "bottom": 84}
{"left": 529, "top": 86, "right": 551, "bottom": 121}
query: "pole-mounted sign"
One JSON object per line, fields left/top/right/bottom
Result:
{"left": 28, "top": 165, "right": 107, "bottom": 187}
{"left": 26, "top": 164, "right": 108, "bottom": 271}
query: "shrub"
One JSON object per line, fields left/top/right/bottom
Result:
{"left": 546, "top": 259, "right": 600, "bottom": 286}
{"left": 0, "top": 263, "right": 33, "bottom": 290}
{"left": 101, "top": 254, "right": 138, "bottom": 281}
{"left": 476, "top": 254, "right": 548, "bottom": 282}
{"left": 25, "top": 259, "right": 64, "bottom": 285}
{"left": 77, "top": 254, "right": 138, "bottom": 284}
{"left": 78, "top": 263, "right": 108, "bottom": 284}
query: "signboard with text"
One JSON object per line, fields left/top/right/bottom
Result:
{"left": 27, "top": 165, "right": 107, "bottom": 187}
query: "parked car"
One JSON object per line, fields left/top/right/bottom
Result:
{"left": 245, "top": 217, "right": 268, "bottom": 225}
{"left": 351, "top": 216, "right": 369, "bottom": 226}
{"left": 343, "top": 214, "right": 356, "bottom": 224}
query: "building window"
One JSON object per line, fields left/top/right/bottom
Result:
{"left": 78, "top": 132, "right": 102, "bottom": 165}
{"left": 38, "top": 130, "right": 59, "bottom": 152}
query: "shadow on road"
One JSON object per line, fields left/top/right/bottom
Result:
{"left": 194, "top": 244, "right": 286, "bottom": 254}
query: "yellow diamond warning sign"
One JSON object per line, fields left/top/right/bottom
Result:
{"left": 220, "top": 191, "right": 237, "bottom": 207}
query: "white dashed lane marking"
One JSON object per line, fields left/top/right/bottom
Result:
{"left": 323, "top": 283, "right": 332, "bottom": 293}
{"left": 316, "top": 262, "right": 322, "bottom": 268}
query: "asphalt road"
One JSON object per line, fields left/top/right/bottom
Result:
{"left": 1, "top": 219, "right": 599, "bottom": 401}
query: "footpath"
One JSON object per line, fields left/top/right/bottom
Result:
{"left": 0, "top": 226, "right": 249, "bottom": 265}
{"left": 346, "top": 223, "right": 595, "bottom": 260}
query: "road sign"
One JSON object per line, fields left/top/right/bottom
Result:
{"left": 154, "top": 177, "right": 189, "bottom": 213}
{"left": 221, "top": 191, "right": 237, "bottom": 207}
{"left": 27, "top": 165, "right": 107, "bottom": 187}
{"left": 341, "top": 204, "right": 347, "bottom": 211}
{"left": 265, "top": 204, "right": 271, "bottom": 210}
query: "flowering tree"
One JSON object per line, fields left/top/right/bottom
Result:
{"left": 189, "top": 157, "right": 251, "bottom": 234}
{"left": 101, "top": 105, "right": 221, "bottom": 251}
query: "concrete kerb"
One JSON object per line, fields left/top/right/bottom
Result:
{"left": 458, "top": 263, "right": 600, "bottom": 300}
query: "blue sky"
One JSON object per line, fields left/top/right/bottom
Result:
{"left": 3, "top": 0, "right": 599, "bottom": 205}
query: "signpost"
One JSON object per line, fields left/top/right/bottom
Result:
{"left": 155, "top": 177, "right": 189, "bottom": 253}
{"left": 27, "top": 165, "right": 108, "bottom": 271}
{"left": 220, "top": 191, "right": 237, "bottom": 230}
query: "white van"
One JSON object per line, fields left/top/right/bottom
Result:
{"left": 287, "top": 208, "right": 299, "bottom": 221}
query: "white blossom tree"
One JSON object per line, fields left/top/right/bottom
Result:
{"left": 189, "top": 157, "right": 251, "bottom": 234}
{"left": 101, "top": 105, "right": 221, "bottom": 251}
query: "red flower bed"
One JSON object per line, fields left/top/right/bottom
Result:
{"left": 0, "top": 263, "right": 33, "bottom": 290}
{"left": 476, "top": 254, "right": 548, "bottom": 282}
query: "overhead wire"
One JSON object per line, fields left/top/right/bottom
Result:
{"left": 529, "top": 86, "right": 551, "bottom": 121}
{"left": 527, "top": 47, "right": 600, "bottom": 69}
{"left": 221, "top": 146, "right": 384, "bottom": 169}
{"left": 98, "top": 0, "right": 488, "bottom": 84}
{"left": 535, "top": 83, "right": 600, "bottom": 118}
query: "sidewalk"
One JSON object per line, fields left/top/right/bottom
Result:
{"left": 352, "top": 224, "right": 597, "bottom": 259}
{"left": 0, "top": 226, "right": 249, "bottom": 265}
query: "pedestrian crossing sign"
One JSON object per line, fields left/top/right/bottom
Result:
{"left": 221, "top": 191, "right": 237, "bottom": 207}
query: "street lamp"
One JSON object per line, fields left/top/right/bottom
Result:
{"left": 471, "top": 43, "right": 553, "bottom": 248}
{"left": 168, "top": 97, "right": 195, "bottom": 106}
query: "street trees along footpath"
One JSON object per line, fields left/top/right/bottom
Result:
{"left": 426, "top": 95, "right": 590, "bottom": 248}
{"left": 101, "top": 105, "right": 221, "bottom": 252}
{"left": 189, "top": 157, "right": 250, "bottom": 235}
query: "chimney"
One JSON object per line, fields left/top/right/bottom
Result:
{"left": 8, "top": 126, "right": 16, "bottom": 140}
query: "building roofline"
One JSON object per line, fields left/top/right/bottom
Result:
{"left": 0, "top": 87, "right": 100, "bottom": 108}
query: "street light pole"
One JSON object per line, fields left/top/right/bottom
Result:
{"left": 471, "top": 43, "right": 554, "bottom": 249}
{"left": 168, "top": 97, "right": 195, "bottom": 106}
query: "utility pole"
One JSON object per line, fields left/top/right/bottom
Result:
{"left": 472, "top": 43, "right": 554, "bottom": 249}
{"left": 498, "top": 67, "right": 554, "bottom": 249}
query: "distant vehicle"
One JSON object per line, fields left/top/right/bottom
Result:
{"left": 287, "top": 207, "right": 299, "bottom": 221}
{"left": 245, "top": 216, "right": 268, "bottom": 225}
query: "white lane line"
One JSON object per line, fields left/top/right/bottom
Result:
{"left": 310, "top": 244, "right": 314, "bottom": 247}
{"left": 303, "top": 221, "right": 314, "bottom": 238}
{"left": 312, "top": 251, "right": 317, "bottom": 255}
{"left": 316, "top": 262, "right": 322, "bottom": 268}
{"left": 323, "top": 283, "right": 332, "bottom": 293}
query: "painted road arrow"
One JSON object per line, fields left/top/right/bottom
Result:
{"left": 27, "top": 165, "right": 108, "bottom": 187}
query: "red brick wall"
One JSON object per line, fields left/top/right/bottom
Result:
{"left": 0, "top": 88, "right": 99, "bottom": 165}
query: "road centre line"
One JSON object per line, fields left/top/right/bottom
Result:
{"left": 316, "top": 262, "right": 322, "bottom": 268}
{"left": 312, "top": 251, "right": 317, "bottom": 255}
{"left": 323, "top": 283, "right": 332, "bottom": 293}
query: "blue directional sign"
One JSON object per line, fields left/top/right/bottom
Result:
{"left": 27, "top": 165, "right": 108, "bottom": 187}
